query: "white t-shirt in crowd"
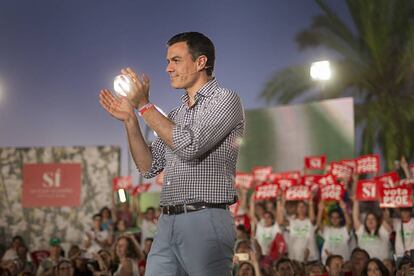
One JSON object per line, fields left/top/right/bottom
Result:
{"left": 84, "top": 229, "right": 110, "bottom": 256}
{"left": 255, "top": 222, "right": 281, "bottom": 255}
{"left": 355, "top": 224, "right": 391, "bottom": 260}
{"left": 393, "top": 218, "right": 414, "bottom": 257}
{"left": 321, "top": 226, "right": 351, "bottom": 264}
{"left": 286, "top": 218, "right": 318, "bottom": 262}
{"left": 140, "top": 219, "right": 158, "bottom": 244}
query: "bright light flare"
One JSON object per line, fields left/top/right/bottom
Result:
{"left": 118, "top": 188, "right": 127, "bottom": 203}
{"left": 113, "top": 75, "right": 132, "bottom": 97}
{"left": 310, "top": 60, "right": 332, "bottom": 81}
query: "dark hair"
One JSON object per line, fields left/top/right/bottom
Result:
{"left": 113, "top": 236, "right": 139, "bottom": 262}
{"left": 328, "top": 208, "right": 344, "bottom": 226}
{"left": 326, "top": 254, "right": 343, "bottom": 267}
{"left": 351, "top": 247, "right": 370, "bottom": 260}
{"left": 99, "top": 207, "right": 112, "bottom": 219}
{"left": 146, "top": 207, "right": 155, "bottom": 213}
{"left": 361, "top": 258, "right": 389, "bottom": 276}
{"left": 167, "top": 32, "right": 215, "bottom": 76}
{"left": 363, "top": 212, "right": 381, "bottom": 236}
{"left": 275, "top": 258, "right": 294, "bottom": 271}
{"left": 263, "top": 211, "right": 275, "bottom": 222}
{"left": 238, "top": 261, "right": 256, "bottom": 276}
{"left": 12, "top": 235, "right": 24, "bottom": 244}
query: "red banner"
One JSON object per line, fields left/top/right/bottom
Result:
{"left": 274, "top": 178, "right": 297, "bottom": 191}
{"left": 130, "top": 183, "right": 151, "bottom": 196}
{"left": 270, "top": 171, "right": 301, "bottom": 181}
{"left": 356, "top": 154, "right": 380, "bottom": 174}
{"left": 285, "top": 186, "right": 311, "bottom": 201}
{"left": 320, "top": 184, "right": 344, "bottom": 201}
{"left": 400, "top": 178, "right": 414, "bottom": 186}
{"left": 317, "top": 174, "right": 339, "bottom": 186}
{"left": 375, "top": 172, "right": 400, "bottom": 188}
{"left": 235, "top": 172, "right": 254, "bottom": 189}
{"left": 356, "top": 180, "right": 379, "bottom": 201}
{"left": 304, "top": 155, "right": 326, "bottom": 170}
{"left": 252, "top": 166, "right": 273, "bottom": 182}
{"left": 341, "top": 159, "right": 357, "bottom": 171}
{"left": 330, "top": 162, "right": 353, "bottom": 179}
{"left": 22, "top": 163, "right": 82, "bottom": 207}
{"left": 379, "top": 186, "right": 413, "bottom": 208}
{"left": 255, "top": 184, "right": 278, "bottom": 200}
{"left": 113, "top": 176, "right": 133, "bottom": 191}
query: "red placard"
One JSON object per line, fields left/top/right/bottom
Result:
{"left": 270, "top": 171, "right": 301, "bottom": 181}
{"left": 274, "top": 178, "right": 297, "bottom": 191}
{"left": 317, "top": 174, "right": 339, "bottom": 186}
{"left": 252, "top": 166, "right": 273, "bottom": 182}
{"left": 285, "top": 186, "right": 311, "bottom": 201}
{"left": 22, "top": 163, "right": 82, "bottom": 207}
{"left": 229, "top": 201, "right": 240, "bottom": 216}
{"left": 320, "top": 184, "right": 344, "bottom": 201}
{"left": 113, "top": 176, "right": 133, "bottom": 191}
{"left": 375, "top": 172, "right": 400, "bottom": 188}
{"left": 130, "top": 183, "right": 151, "bottom": 196}
{"left": 356, "top": 180, "right": 379, "bottom": 201}
{"left": 356, "top": 154, "right": 380, "bottom": 174}
{"left": 330, "top": 162, "right": 353, "bottom": 179}
{"left": 304, "top": 155, "right": 326, "bottom": 170}
{"left": 254, "top": 183, "right": 279, "bottom": 200}
{"left": 400, "top": 178, "right": 414, "bottom": 186}
{"left": 235, "top": 172, "right": 254, "bottom": 189}
{"left": 379, "top": 186, "right": 413, "bottom": 208}
{"left": 341, "top": 159, "right": 357, "bottom": 171}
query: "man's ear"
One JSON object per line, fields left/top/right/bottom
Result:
{"left": 197, "top": 55, "right": 208, "bottom": 71}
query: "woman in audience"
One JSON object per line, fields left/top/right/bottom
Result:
{"left": 255, "top": 211, "right": 281, "bottom": 257}
{"left": 84, "top": 214, "right": 112, "bottom": 256}
{"left": 361, "top": 258, "right": 389, "bottom": 276}
{"left": 352, "top": 198, "right": 392, "bottom": 261}
{"left": 112, "top": 235, "right": 141, "bottom": 276}
{"left": 277, "top": 194, "right": 318, "bottom": 263}
{"left": 317, "top": 199, "right": 352, "bottom": 264}
{"left": 393, "top": 207, "right": 414, "bottom": 262}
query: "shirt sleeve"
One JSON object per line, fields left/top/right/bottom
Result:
{"left": 137, "top": 137, "right": 166, "bottom": 179}
{"left": 172, "top": 90, "right": 244, "bottom": 161}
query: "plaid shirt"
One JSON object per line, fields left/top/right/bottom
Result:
{"left": 141, "top": 78, "right": 245, "bottom": 206}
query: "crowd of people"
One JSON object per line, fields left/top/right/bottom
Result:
{"left": 1, "top": 159, "right": 414, "bottom": 276}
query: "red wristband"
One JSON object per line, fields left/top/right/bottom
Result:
{"left": 138, "top": 103, "right": 154, "bottom": 116}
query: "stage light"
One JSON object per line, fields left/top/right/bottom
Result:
{"left": 113, "top": 75, "right": 132, "bottom": 97}
{"left": 310, "top": 60, "right": 332, "bottom": 81}
{"left": 118, "top": 188, "right": 127, "bottom": 203}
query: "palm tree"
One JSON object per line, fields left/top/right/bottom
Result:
{"left": 261, "top": 0, "right": 414, "bottom": 171}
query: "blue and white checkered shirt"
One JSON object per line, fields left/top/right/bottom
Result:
{"left": 141, "top": 78, "right": 245, "bottom": 206}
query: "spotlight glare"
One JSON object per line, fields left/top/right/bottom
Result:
{"left": 114, "top": 75, "right": 132, "bottom": 97}
{"left": 310, "top": 60, "right": 332, "bottom": 81}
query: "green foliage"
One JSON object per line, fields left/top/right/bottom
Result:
{"left": 261, "top": 0, "right": 414, "bottom": 170}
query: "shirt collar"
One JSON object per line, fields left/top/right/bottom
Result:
{"left": 180, "top": 78, "right": 218, "bottom": 104}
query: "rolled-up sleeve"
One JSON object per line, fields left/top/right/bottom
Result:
{"left": 172, "top": 90, "right": 244, "bottom": 161}
{"left": 138, "top": 137, "right": 166, "bottom": 179}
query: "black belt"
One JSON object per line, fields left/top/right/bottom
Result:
{"left": 161, "top": 202, "right": 229, "bottom": 215}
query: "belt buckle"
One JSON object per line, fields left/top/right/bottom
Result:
{"left": 165, "top": 205, "right": 170, "bottom": 215}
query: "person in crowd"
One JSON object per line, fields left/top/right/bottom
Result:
{"left": 99, "top": 207, "right": 114, "bottom": 232}
{"left": 16, "top": 245, "right": 35, "bottom": 274}
{"left": 112, "top": 235, "right": 141, "bottom": 276}
{"left": 91, "top": 249, "right": 116, "bottom": 275}
{"left": 325, "top": 255, "right": 343, "bottom": 276}
{"left": 84, "top": 214, "right": 112, "bottom": 256}
{"left": 236, "top": 261, "right": 256, "bottom": 276}
{"left": 113, "top": 219, "right": 128, "bottom": 240}
{"left": 350, "top": 248, "right": 370, "bottom": 276}
{"left": 352, "top": 198, "right": 392, "bottom": 261}
{"left": 234, "top": 249, "right": 261, "bottom": 276}
{"left": 138, "top": 207, "right": 157, "bottom": 245}
{"left": 277, "top": 195, "right": 318, "bottom": 263}
{"left": 116, "top": 203, "right": 133, "bottom": 228}
{"left": 255, "top": 211, "right": 282, "bottom": 256}
{"left": 236, "top": 225, "right": 250, "bottom": 241}
{"left": 305, "top": 261, "right": 327, "bottom": 276}
{"left": 382, "top": 258, "right": 396, "bottom": 276}
{"left": 249, "top": 197, "right": 266, "bottom": 235}
{"left": 36, "top": 238, "right": 64, "bottom": 276}
{"left": 72, "top": 251, "right": 93, "bottom": 276}
{"left": 2, "top": 236, "right": 25, "bottom": 261}
{"left": 54, "top": 259, "right": 74, "bottom": 276}
{"left": 393, "top": 207, "right": 414, "bottom": 262}
{"left": 361, "top": 258, "right": 390, "bottom": 276}
{"left": 272, "top": 258, "right": 295, "bottom": 276}
{"left": 317, "top": 199, "right": 352, "bottom": 263}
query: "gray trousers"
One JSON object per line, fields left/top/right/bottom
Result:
{"left": 145, "top": 208, "right": 236, "bottom": 276}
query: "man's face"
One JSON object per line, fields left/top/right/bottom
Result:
{"left": 166, "top": 41, "right": 200, "bottom": 90}
{"left": 351, "top": 251, "right": 368, "bottom": 273}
